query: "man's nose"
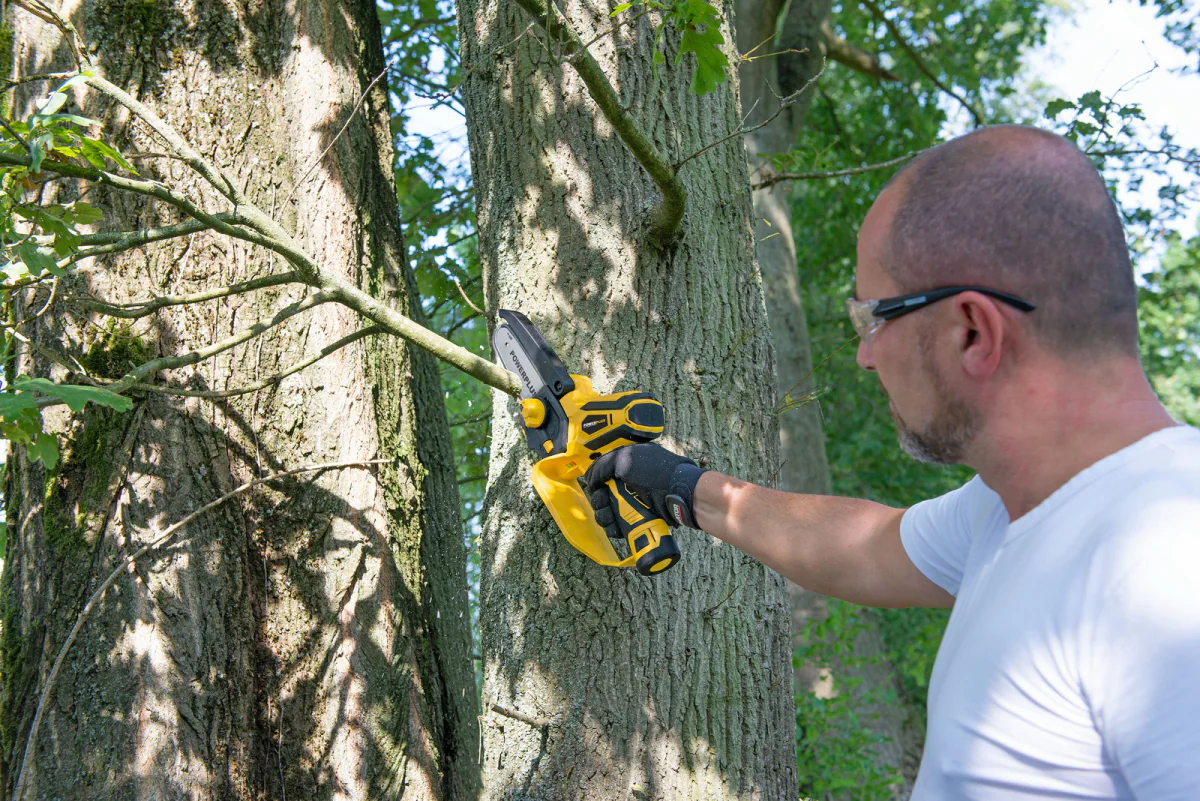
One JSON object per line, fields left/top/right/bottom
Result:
{"left": 856, "top": 337, "right": 876, "bottom": 372}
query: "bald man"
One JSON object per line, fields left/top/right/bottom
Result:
{"left": 585, "top": 126, "right": 1200, "bottom": 799}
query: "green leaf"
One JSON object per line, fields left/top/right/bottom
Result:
{"left": 37, "top": 91, "right": 68, "bottom": 116}
{"left": 610, "top": 2, "right": 633, "bottom": 14}
{"left": 1078, "top": 90, "right": 1104, "bottom": 113}
{"left": 30, "top": 132, "right": 52, "bottom": 173}
{"left": 52, "top": 74, "right": 89, "bottom": 94}
{"left": 27, "top": 432, "right": 59, "bottom": 470}
{"left": 13, "top": 377, "right": 134, "bottom": 413}
{"left": 81, "top": 138, "right": 135, "bottom": 173}
{"left": 67, "top": 202, "right": 104, "bottom": 224}
{"left": 678, "top": 21, "right": 728, "bottom": 95}
{"left": 1043, "top": 98, "right": 1076, "bottom": 120}
{"left": 0, "top": 520, "right": 7, "bottom": 556}
{"left": 0, "top": 391, "right": 39, "bottom": 420}
{"left": 14, "top": 242, "right": 57, "bottom": 277}
{"left": 2, "top": 260, "right": 31, "bottom": 282}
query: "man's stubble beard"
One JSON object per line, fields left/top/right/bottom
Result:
{"left": 888, "top": 331, "right": 980, "bottom": 466}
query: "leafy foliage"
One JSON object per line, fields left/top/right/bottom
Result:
{"left": 0, "top": 77, "right": 140, "bottom": 470}
{"left": 612, "top": 0, "right": 731, "bottom": 94}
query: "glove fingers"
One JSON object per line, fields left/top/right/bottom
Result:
{"left": 583, "top": 451, "right": 619, "bottom": 494}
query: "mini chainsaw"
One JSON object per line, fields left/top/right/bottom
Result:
{"left": 491, "top": 309, "right": 681, "bottom": 576}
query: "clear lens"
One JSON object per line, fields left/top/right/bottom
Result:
{"left": 846, "top": 298, "right": 882, "bottom": 341}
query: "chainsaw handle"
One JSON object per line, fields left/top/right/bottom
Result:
{"left": 606, "top": 479, "right": 681, "bottom": 576}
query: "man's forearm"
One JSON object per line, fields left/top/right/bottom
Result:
{"left": 692, "top": 471, "right": 950, "bottom": 608}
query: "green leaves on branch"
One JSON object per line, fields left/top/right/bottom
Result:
{"left": 610, "top": 0, "right": 730, "bottom": 95}
{"left": 1, "top": 75, "right": 136, "bottom": 283}
{"left": 0, "top": 377, "right": 133, "bottom": 469}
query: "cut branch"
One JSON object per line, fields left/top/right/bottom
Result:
{"left": 128, "top": 325, "right": 382, "bottom": 399}
{"left": 14, "top": 459, "right": 389, "bottom": 801}
{"left": 859, "top": 0, "right": 984, "bottom": 127}
{"left": 509, "top": 0, "right": 686, "bottom": 239}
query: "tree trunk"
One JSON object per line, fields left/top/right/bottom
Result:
{"left": 733, "top": 0, "right": 922, "bottom": 793}
{"left": 457, "top": 1, "right": 795, "bottom": 798}
{"left": 1, "top": 0, "right": 478, "bottom": 797}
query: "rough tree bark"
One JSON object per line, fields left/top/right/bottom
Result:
{"left": 734, "top": 0, "right": 922, "bottom": 792}
{"left": 457, "top": 0, "right": 795, "bottom": 798}
{"left": 1, "top": 0, "right": 477, "bottom": 797}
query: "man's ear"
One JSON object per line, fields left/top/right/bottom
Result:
{"left": 952, "top": 293, "right": 1005, "bottom": 379}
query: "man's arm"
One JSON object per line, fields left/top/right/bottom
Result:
{"left": 584, "top": 443, "right": 954, "bottom": 608}
{"left": 694, "top": 472, "right": 953, "bottom": 608}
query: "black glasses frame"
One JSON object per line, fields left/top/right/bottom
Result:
{"left": 872, "top": 286, "right": 1036, "bottom": 321}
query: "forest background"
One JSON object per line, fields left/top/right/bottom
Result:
{"left": 393, "top": 0, "right": 1200, "bottom": 794}
{"left": 0, "top": 0, "right": 1197, "bottom": 795}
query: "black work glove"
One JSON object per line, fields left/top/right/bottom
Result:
{"left": 583, "top": 442, "right": 708, "bottom": 535}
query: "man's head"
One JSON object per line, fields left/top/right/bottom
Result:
{"left": 855, "top": 126, "right": 1140, "bottom": 465}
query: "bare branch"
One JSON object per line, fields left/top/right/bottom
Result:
{"left": 821, "top": 21, "right": 898, "bottom": 81}
{"left": 677, "top": 60, "right": 827, "bottom": 171}
{"left": 859, "top": 0, "right": 984, "bottom": 127}
{"left": 450, "top": 408, "right": 493, "bottom": 427}
{"left": 0, "top": 100, "right": 521, "bottom": 397}
{"left": 510, "top": 0, "right": 687, "bottom": 239}
{"left": 68, "top": 271, "right": 300, "bottom": 318}
{"left": 752, "top": 148, "right": 926, "bottom": 190}
{"left": 453, "top": 277, "right": 484, "bottom": 314}
{"left": 97, "top": 292, "right": 335, "bottom": 396}
{"left": 82, "top": 73, "right": 244, "bottom": 203}
{"left": 128, "top": 325, "right": 382, "bottom": 399}
{"left": 10, "top": 0, "right": 86, "bottom": 69}
{"left": 14, "top": 458, "right": 389, "bottom": 801}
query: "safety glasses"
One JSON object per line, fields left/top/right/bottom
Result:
{"left": 847, "top": 285, "right": 1036, "bottom": 344}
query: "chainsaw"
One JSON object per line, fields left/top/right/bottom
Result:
{"left": 491, "top": 309, "right": 681, "bottom": 576}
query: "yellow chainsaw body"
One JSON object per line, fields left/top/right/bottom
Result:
{"left": 526, "top": 374, "right": 673, "bottom": 570}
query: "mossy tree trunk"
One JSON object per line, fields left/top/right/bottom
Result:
{"left": 456, "top": 0, "right": 795, "bottom": 798}
{"left": 1, "top": 0, "right": 478, "bottom": 797}
{"left": 734, "top": 0, "right": 921, "bottom": 792}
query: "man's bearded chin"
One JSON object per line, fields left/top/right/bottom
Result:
{"left": 889, "top": 394, "right": 979, "bottom": 466}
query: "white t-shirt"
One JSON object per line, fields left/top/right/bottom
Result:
{"left": 901, "top": 425, "right": 1200, "bottom": 800}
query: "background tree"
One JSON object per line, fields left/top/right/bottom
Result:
{"left": 454, "top": 0, "right": 799, "bottom": 796}
{"left": 0, "top": 0, "right": 481, "bottom": 796}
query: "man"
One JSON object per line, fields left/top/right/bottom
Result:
{"left": 585, "top": 126, "right": 1200, "bottom": 799}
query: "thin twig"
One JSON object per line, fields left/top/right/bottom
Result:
{"left": 859, "top": 0, "right": 984, "bottom": 127}
{"left": 677, "top": 60, "right": 827, "bottom": 171}
{"left": 578, "top": 8, "right": 649, "bottom": 51}
{"left": 282, "top": 63, "right": 391, "bottom": 206}
{"left": 68, "top": 271, "right": 299, "bottom": 319}
{"left": 13, "top": 459, "right": 388, "bottom": 801}
{"left": 752, "top": 148, "right": 927, "bottom": 190}
{"left": 453, "top": 277, "right": 484, "bottom": 314}
{"left": 126, "top": 326, "right": 382, "bottom": 399}
{"left": 10, "top": 0, "right": 86, "bottom": 68}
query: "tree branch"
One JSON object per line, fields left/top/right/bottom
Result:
{"left": 820, "top": 21, "right": 898, "bottom": 81}
{"left": 509, "top": 0, "right": 687, "bottom": 239}
{"left": 752, "top": 148, "right": 925, "bottom": 189}
{"left": 93, "top": 292, "right": 335, "bottom": 397}
{"left": 82, "top": 73, "right": 245, "bottom": 203}
{"left": 0, "top": 81, "right": 521, "bottom": 397}
{"left": 677, "top": 61, "right": 827, "bottom": 170}
{"left": 127, "top": 325, "right": 382, "bottom": 399}
{"left": 14, "top": 458, "right": 389, "bottom": 801}
{"left": 858, "top": 0, "right": 984, "bottom": 127}
{"left": 68, "top": 272, "right": 300, "bottom": 318}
